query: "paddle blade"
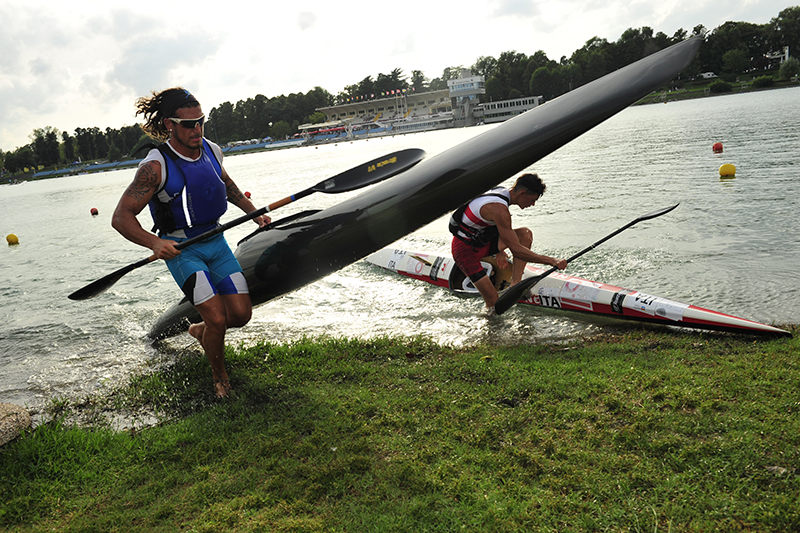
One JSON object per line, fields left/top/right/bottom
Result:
{"left": 637, "top": 203, "right": 680, "bottom": 222}
{"left": 312, "top": 148, "right": 425, "bottom": 193}
{"left": 68, "top": 257, "right": 154, "bottom": 300}
{"left": 494, "top": 274, "right": 545, "bottom": 315}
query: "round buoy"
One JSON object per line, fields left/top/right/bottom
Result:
{"left": 244, "top": 191, "right": 251, "bottom": 199}
{"left": 90, "top": 207, "right": 99, "bottom": 216}
{"left": 712, "top": 142, "right": 723, "bottom": 153}
{"left": 719, "top": 163, "right": 736, "bottom": 177}
{"left": 6, "top": 234, "right": 19, "bottom": 245}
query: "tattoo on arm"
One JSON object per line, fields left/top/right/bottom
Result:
{"left": 124, "top": 162, "right": 160, "bottom": 203}
{"left": 226, "top": 181, "right": 245, "bottom": 205}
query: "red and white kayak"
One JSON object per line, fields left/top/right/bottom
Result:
{"left": 366, "top": 248, "right": 792, "bottom": 338}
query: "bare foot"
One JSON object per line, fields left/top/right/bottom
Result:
{"left": 213, "top": 379, "right": 231, "bottom": 398}
{"left": 188, "top": 323, "right": 206, "bottom": 349}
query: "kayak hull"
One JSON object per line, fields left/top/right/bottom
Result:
{"left": 149, "top": 37, "right": 703, "bottom": 339}
{"left": 366, "top": 248, "right": 792, "bottom": 338}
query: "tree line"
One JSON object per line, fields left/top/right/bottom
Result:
{"left": 2, "top": 6, "right": 798, "bottom": 176}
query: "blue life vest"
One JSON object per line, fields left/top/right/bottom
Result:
{"left": 148, "top": 139, "right": 227, "bottom": 238}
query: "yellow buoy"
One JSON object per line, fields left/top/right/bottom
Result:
{"left": 719, "top": 163, "right": 736, "bottom": 177}
{"left": 6, "top": 233, "right": 19, "bottom": 245}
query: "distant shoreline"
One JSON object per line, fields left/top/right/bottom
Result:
{"left": 5, "top": 80, "right": 797, "bottom": 185}
{"left": 635, "top": 77, "right": 799, "bottom": 105}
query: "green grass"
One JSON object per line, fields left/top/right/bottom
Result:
{"left": 2, "top": 326, "right": 799, "bottom": 532}
{"left": 636, "top": 73, "right": 800, "bottom": 105}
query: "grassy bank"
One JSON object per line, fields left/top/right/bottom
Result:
{"left": 636, "top": 74, "right": 799, "bottom": 105}
{"left": 2, "top": 326, "right": 799, "bottom": 532}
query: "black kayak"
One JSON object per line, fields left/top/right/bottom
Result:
{"left": 149, "top": 36, "right": 703, "bottom": 339}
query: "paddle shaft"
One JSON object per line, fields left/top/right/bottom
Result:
{"left": 165, "top": 148, "right": 425, "bottom": 252}
{"left": 143, "top": 190, "right": 312, "bottom": 258}
{"left": 494, "top": 204, "right": 679, "bottom": 315}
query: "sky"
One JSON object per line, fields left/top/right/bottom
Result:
{"left": 0, "top": 0, "right": 792, "bottom": 152}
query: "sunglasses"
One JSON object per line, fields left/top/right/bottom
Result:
{"left": 169, "top": 115, "right": 205, "bottom": 129}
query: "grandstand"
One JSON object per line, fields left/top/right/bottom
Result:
{"left": 299, "top": 88, "right": 453, "bottom": 143}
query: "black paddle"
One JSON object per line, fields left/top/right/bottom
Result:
{"left": 494, "top": 203, "right": 680, "bottom": 315}
{"left": 68, "top": 148, "right": 425, "bottom": 301}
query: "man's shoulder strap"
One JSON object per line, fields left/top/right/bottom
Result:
{"left": 131, "top": 141, "right": 177, "bottom": 161}
{"left": 477, "top": 190, "right": 511, "bottom": 207}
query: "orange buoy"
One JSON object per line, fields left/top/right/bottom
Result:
{"left": 712, "top": 142, "right": 723, "bottom": 153}
{"left": 90, "top": 207, "right": 99, "bottom": 216}
{"left": 6, "top": 233, "right": 19, "bottom": 245}
{"left": 244, "top": 191, "right": 251, "bottom": 199}
{"left": 719, "top": 163, "right": 736, "bottom": 177}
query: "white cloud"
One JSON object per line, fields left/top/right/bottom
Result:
{"left": 0, "top": 0, "right": 792, "bottom": 152}
{"left": 489, "top": 0, "right": 542, "bottom": 18}
{"left": 297, "top": 11, "right": 317, "bottom": 31}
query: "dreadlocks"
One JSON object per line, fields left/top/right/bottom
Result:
{"left": 134, "top": 87, "right": 200, "bottom": 141}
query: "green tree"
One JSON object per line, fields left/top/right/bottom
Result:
{"left": 530, "top": 65, "right": 564, "bottom": 101}
{"left": 410, "top": 70, "right": 427, "bottom": 92}
{"left": 779, "top": 56, "right": 799, "bottom": 79}
{"left": 271, "top": 120, "right": 292, "bottom": 140}
{"left": 355, "top": 76, "right": 375, "bottom": 98}
{"left": 306, "top": 87, "right": 333, "bottom": 110}
{"left": 119, "top": 125, "right": 144, "bottom": 156}
{"left": 560, "top": 62, "right": 583, "bottom": 91}
{"left": 610, "top": 27, "right": 652, "bottom": 70}
{"left": 74, "top": 127, "right": 95, "bottom": 161}
{"left": 375, "top": 68, "right": 407, "bottom": 95}
{"left": 570, "top": 38, "right": 609, "bottom": 84}
{"left": 471, "top": 55, "right": 498, "bottom": 80}
{"left": 484, "top": 77, "right": 504, "bottom": 101}
{"left": 5, "top": 146, "right": 36, "bottom": 173}
{"left": 338, "top": 83, "right": 359, "bottom": 102}
{"left": 30, "top": 127, "right": 60, "bottom": 167}
{"left": 307, "top": 111, "right": 327, "bottom": 124}
{"left": 709, "top": 79, "right": 733, "bottom": 92}
{"left": 768, "top": 6, "right": 800, "bottom": 58}
{"left": 92, "top": 127, "right": 108, "bottom": 160}
{"left": 61, "top": 131, "right": 76, "bottom": 163}
{"left": 487, "top": 51, "right": 531, "bottom": 98}
{"left": 702, "top": 21, "right": 769, "bottom": 74}
{"left": 428, "top": 66, "right": 464, "bottom": 90}
{"left": 129, "top": 134, "right": 153, "bottom": 158}
{"left": 208, "top": 101, "right": 235, "bottom": 144}
{"left": 4, "top": 150, "right": 18, "bottom": 173}
{"left": 752, "top": 75, "right": 775, "bottom": 87}
{"left": 722, "top": 48, "right": 751, "bottom": 74}
{"left": 522, "top": 51, "right": 552, "bottom": 88}
{"left": 105, "top": 127, "right": 123, "bottom": 159}
{"left": 107, "top": 142, "right": 122, "bottom": 161}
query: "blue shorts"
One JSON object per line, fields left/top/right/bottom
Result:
{"left": 165, "top": 233, "right": 248, "bottom": 305}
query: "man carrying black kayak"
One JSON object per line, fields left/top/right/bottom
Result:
{"left": 112, "top": 87, "right": 269, "bottom": 398}
{"left": 449, "top": 173, "right": 567, "bottom": 313}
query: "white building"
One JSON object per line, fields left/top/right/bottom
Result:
{"left": 447, "top": 70, "right": 485, "bottom": 127}
{"left": 480, "top": 96, "right": 543, "bottom": 124}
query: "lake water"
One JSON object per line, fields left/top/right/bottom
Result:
{"left": 2, "top": 87, "right": 799, "bottom": 412}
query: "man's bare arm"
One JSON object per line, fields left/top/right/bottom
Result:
{"left": 111, "top": 160, "right": 179, "bottom": 258}
{"left": 482, "top": 203, "right": 566, "bottom": 268}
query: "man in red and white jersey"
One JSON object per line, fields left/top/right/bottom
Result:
{"left": 449, "top": 173, "right": 567, "bottom": 312}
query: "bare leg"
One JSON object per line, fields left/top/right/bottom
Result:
{"left": 499, "top": 228, "right": 533, "bottom": 285}
{"left": 190, "top": 293, "right": 253, "bottom": 397}
{"left": 473, "top": 276, "right": 500, "bottom": 310}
